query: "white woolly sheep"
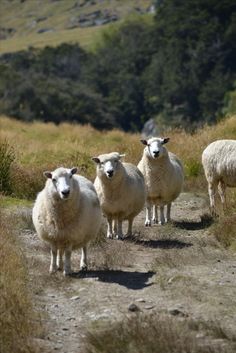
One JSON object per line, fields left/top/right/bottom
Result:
{"left": 92, "top": 152, "right": 146, "bottom": 239}
{"left": 138, "top": 137, "right": 184, "bottom": 226}
{"left": 32, "top": 167, "right": 102, "bottom": 276}
{"left": 202, "top": 139, "right": 236, "bottom": 216}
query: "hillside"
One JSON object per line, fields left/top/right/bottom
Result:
{"left": 0, "top": 0, "right": 153, "bottom": 53}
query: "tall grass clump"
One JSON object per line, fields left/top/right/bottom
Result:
{"left": 0, "top": 140, "right": 15, "bottom": 194}
{"left": 84, "top": 313, "right": 231, "bottom": 353}
{"left": 213, "top": 190, "right": 236, "bottom": 250}
{"left": 0, "top": 210, "right": 38, "bottom": 353}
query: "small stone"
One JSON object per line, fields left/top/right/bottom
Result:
{"left": 144, "top": 305, "right": 155, "bottom": 310}
{"left": 70, "top": 295, "right": 80, "bottom": 301}
{"left": 135, "top": 298, "right": 146, "bottom": 303}
{"left": 128, "top": 303, "right": 140, "bottom": 312}
{"left": 168, "top": 308, "right": 187, "bottom": 317}
{"left": 62, "top": 327, "right": 69, "bottom": 331}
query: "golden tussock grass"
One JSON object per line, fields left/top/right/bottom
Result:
{"left": 84, "top": 312, "right": 233, "bottom": 353}
{"left": 1, "top": 114, "right": 236, "bottom": 247}
{"left": 0, "top": 208, "right": 39, "bottom": 353}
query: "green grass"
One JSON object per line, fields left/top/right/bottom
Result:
{"left": 0, "top": 195, "right": 33, "bottom": 208}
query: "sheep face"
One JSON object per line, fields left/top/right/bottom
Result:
{"left": 92, "top": 153, "right": 125, "bottom": 180}
{"left": 141, "top": 137, "right": 170, "bottom": 159}
{"left": 44, "top": 167, "right": 77, "bottom": 200}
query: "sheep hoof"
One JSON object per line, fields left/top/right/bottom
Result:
{"left": 80, "top": 265, "right": 87, "bottom": 272}
{"left": 63, "top": 269, "right": 72, "bottom": 276}
{"left": 116, "top": 234, "right": 124, "bottom": 240}
{"left": 159, "top": 220, "right": 165, "bottom": 225}
{"left": 49, "top": 267, "right": 57, "bottom": 274}
{"left": 145, "top": 221, "right": 151, "bottom": 227}
{"left": 152, "top": 218, "right": 158, "bottom": 224}
{"left": 107, "top": 233, "right": 113, "bottom": 239}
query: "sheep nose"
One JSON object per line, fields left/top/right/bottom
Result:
{"left": 153, "top": 151, "right": 159, "bottom": 157}
{"left": 62, "top": 189, "right": 70, "bottom": 197}
{"left": 107, "top": 170, "right": 114, "bottom": 178}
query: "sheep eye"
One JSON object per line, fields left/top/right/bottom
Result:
{"left": 52, "top": 178, "right": 57, "bottom": 182}
{"left": 69, "top": 174, "right": 73, "bottom": 178}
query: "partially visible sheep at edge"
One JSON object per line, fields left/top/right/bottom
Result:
{"left": 92, "top": 152, "right": 146, "bottom": 239}
{"left": 32, "top": 167, "right": 102, "bottom": 276}
{"left": 138, "top": 137, "right": 184, "bottom": 226}
{"left": 202, "top": 139, "right": 236, "bottom": 216}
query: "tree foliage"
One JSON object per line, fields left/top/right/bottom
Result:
{"left": 0, "top": 1, "right": 235, "bottom": 131}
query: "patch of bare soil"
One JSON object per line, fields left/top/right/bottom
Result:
{"left": 19, "top": 193, "right": 236, "bottom": 352}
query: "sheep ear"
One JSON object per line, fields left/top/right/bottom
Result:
{"left": 70, "top": 167, "right": 77, "bottom": 175}
{"left": 140, "top": 139, "right": 148, "bottom": 145}
{"left": 161, "top": 137, "right": 170, "bottom": 145}
{"left": 44, "top": 171, "right": 52, "bottom": 179}
{"left": 92, "top": 157, "right": 100, "bottom": 164}
{"left": 119, "top": 154, "right": 126, "bottom": 159}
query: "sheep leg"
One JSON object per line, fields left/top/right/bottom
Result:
{"left": 159, "top": 205, "right": 165, "bottom": 225}
{"left": 49, "top": 245, "right": 58, "bottom": 273}
{"left": 113, "top": 219, "right": 117, "bottom": 236}
{"left": 116, "top": 220, "right": 123, "bottom": 240}
{"left": 127, "top": 218, "right": 133, "bottom": 237}
{"left": 166, "top": 203, "right": 171, "bottom": 222}
{"left": 218, "top": 180, "right": 227, "bottom": 213}
{"left": 145, "top": 202, "right": 152, "bottom": 226}
{"left": 80, "top": 246, "right": 87, "bottom": 271}
{"left": 152, "top": 205, "right": 158, "bottom": 224}
{"left": 63, "top": 246, "right": 72, "bottom": 276}
{"left": 208, "top": 182, "right": 217, "bottom": 216}
{"left": 56, "top": 249, "right": 64, "bottom": 271}
{"left": 107, "top": 217, "right": 113, "bottom": 239}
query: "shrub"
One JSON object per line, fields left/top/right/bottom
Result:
{"left": 0, "top": 140, "right": 15, "bottom": 194}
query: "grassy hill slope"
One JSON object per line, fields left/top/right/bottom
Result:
{"left": 0, "top": 0, "right": 153, "bottom": 53}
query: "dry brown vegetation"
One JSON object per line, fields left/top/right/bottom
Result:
{"left": 85, "top": 313, "right": 235, "bottom": 353}
{"left": 0, "top": 208, "right": 39, "bottom": 353}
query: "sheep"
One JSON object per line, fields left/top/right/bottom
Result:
{"left": 92, "top": 152, "right": 146, "bottom": 239}
{"left": 138, "top": 137, "right": 184, "bottom": 226}
{"left": 202, "top": 139, "right": 236, "bottom": 216}
{"left": 32, "top": 167, "right": 102, "bottom": 276}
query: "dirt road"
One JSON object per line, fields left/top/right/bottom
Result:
{"left": 19, "top": 193, "right": 236, "bottom": 352}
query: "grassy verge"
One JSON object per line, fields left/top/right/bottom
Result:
{"left": 0, "top": 211, "right": 39, "bottom": 353}
{"left": 84, "top": 313, "right": 234, "bottom": 353}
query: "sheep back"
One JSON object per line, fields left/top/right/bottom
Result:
{"left": 202, "top": 139, "right": 236, "bottom": 187}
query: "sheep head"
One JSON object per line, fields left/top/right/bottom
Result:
{"left": 44, "top": 167, "right": 77, "bottom": 200}
{"left": 92, "top": 152, "right": 125, "bottom": 180}
{"left": 140, "top": 137, "right": 170, "bottom": 159}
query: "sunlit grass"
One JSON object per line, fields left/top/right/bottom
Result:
{"left": 0, "top": 211, "right": 39, "bottom": 353}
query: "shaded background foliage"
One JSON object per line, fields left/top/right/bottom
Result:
{"left": 0, "top": 0, "right": 235, "bottom": 131}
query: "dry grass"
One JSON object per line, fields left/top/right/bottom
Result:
{"left": 84, "top": 312, "right": 234, "bottom": 353}
{"left": 0, "top": 210, "right": 39, "bottom": 353}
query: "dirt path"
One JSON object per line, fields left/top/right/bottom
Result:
{"left": 19, "top": 193, "right": 236, "bottom": 352}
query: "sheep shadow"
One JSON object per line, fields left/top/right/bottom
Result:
{"left": 71, "top": 269, "right": 155, "bottom": 290}
{"left": 125, "top": 236, "right": 193, "bottom": 249}
{"left": 173, "top": 214, "right": 214, "bottom": 231}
